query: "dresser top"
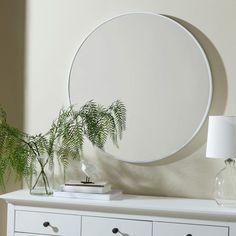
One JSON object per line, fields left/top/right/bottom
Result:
{"left": 1, "top": 189, "right": 236, "bottom": 220}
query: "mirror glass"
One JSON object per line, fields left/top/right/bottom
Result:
{"left": 69, "top": 13, "right": 212, "bottom": 163}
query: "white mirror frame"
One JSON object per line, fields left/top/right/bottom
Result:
{"left": 68, "top": 13, "right": 212, "bottom": 163}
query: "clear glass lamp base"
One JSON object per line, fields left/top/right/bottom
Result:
{"left": 214, "top": 158, "right": 236, "bottom": 207}
{"left": 215, "top": 199, "right": 236, "bottom": 207}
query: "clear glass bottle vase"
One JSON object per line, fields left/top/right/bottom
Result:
{"left": 30, "top": 155, "right": 54, "bottom": 195}
{"left": 214, "top": 158, "right": 236, "bottom": 207}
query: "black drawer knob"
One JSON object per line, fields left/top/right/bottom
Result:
{"left": 186, "top": 234, "right": 192, "bottom": 236}
{"left": 112, "top": 228, "right": 119, "bottom": 234}
{"left": 43, "top": 221, "right": 50, "bottom": 227}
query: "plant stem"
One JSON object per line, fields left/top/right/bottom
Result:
{"left": 31, "top": 156, "right": 51, "bottom": 194}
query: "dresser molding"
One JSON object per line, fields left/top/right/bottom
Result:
{"left": 1, "top": 190, "right": 236, "bottom": 236}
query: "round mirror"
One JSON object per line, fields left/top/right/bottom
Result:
{"left": 69, "top": 13, "right": 212, "bottom": 163}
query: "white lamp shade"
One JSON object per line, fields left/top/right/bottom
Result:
{"left": 206, "top": 116, "right": 236, "bottom": 158}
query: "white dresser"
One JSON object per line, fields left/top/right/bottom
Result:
{"left": 1, "top": 190, "right": 236, "bottom": 236}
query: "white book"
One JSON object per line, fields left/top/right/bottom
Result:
{"left": 61, "top": 183, "right": 112, "bottom": 194}
{"left": 53, "top": 189, "right": 123, "bottom": 201}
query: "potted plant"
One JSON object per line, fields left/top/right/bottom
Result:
{"left": 0, "top": 100, "right": 126, "bottom": 195}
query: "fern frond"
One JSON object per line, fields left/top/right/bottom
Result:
{"left": 109, "top": 100, "right": 126, "bottom": 140}
{"left": 0, "top": 100, "right": 126, "bottom": 190}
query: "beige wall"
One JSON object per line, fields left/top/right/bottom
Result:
{"left": 0, "top": 0, "right": 25, "bottom": 235}
{"left": 1, "top": 0, "right": 236, "bottom": 234}
{"left": 24, "top": 0, "right": 236, "bottom": 200}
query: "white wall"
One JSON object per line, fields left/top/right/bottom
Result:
{"left": 25, "top": 0, "right": 236, "bottom": 199}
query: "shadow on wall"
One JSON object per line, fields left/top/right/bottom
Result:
{"left": 0, "top": 0, "right": 26, "bottom": 235}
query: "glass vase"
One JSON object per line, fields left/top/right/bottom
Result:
{"left": 30, "top": 155, "right": 54, "bottom": 195}
{"left": 214, "top": 158, "right": 236, "bottom": 207}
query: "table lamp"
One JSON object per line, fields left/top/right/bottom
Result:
{"left": 206, "top": 116, "right": 236, "bottom": 207}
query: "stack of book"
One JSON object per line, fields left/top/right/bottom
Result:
{"left": 53, "top": 181, "right": 122, "bottom": 200}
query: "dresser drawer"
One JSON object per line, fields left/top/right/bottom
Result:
{"left": 153, "top": 222, "right": 229, "bottom": 236}
{"left": 82, "top": 216, "right": 152, "bottom": 236}
{"left": 15, "top": 210, "right": 81, "bottom": 235}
